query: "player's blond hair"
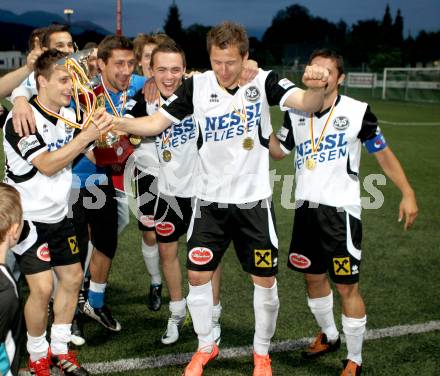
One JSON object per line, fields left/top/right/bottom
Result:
{"left": 207, "top": 21, "right": 249, "bottom": 57}
{"left": 0, "top": 183, "right": 22, "bottom": 243}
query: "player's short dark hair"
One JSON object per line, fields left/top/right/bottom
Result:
{"left": 28, "top": 27, "right": 47, "bottom": 52}
{"left": 98, "top": 35, "right": 133, "bottom": 63}
{"left": 207, "top": 21, "right": 249, "bottom": 57}
{"left": 308, "top": 49, "right": 345, "bottom": 77}
{"left": 0, "top": 183, "right": 22, "bottom": 243}
{"left": 42, "top": 24, "right": 71, "bottom": 49}
{"left": 150, "top": 42, "right": 186, "bottom": 69}
{"left": 34, "top": 49, "right": 68, "bottom": 91}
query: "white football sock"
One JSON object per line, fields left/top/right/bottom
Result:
{"left": 342, "top": 314, "right": 367, "bottom": 365}
{"left": 50, "top": 323, "right": 72, "bottom": 355}
{"left": 253, "top": 280, "right": 280, "bottom": 355}
{"left": 27, "top": 332, "right": 49, "bottom": 362}
{"left": 141, "top": 240, "right": 162, "bottom": 285}
{"left": 212, "top": 302, "right": 222, "bottom": 324}
{"left": 169, "top": 298, "right": 186, "bottom": 318}
{"left": 307, "top": 291, "right": 339, "bottom": 341}
{"left": 187, "top": 281, "right": 214, "bottom": 352}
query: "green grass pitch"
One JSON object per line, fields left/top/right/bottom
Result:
{"left": 1, "top": 94, "right": 439, "bottom": 375}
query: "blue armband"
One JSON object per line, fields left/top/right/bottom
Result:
{"left": 363, "top": 130, "right": 387, "bottom": 153}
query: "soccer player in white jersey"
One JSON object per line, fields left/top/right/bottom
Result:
{"left": 125, "top": 41, "right": 223, "bottom": 346}
{"left": 96, "top": 21, "right": 329, "bottom": 376}
{"left": 270, "top": 49, "right": 418, "bottom": 376}
{"left": 2, "top": 49, "right": 112, "bottom": 376}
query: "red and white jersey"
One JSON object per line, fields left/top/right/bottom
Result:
{"left": 3, "top": 97, "right": 78, "bottom": 223}
{"left": 160, "top": 69, "right": 298, "bottom": 204}
{"left": 278, "top": 95, "right": 387, "bottom": 217}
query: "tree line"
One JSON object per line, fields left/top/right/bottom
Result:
{"left": 163, "top": 3, "right": 440, "bottom": 71}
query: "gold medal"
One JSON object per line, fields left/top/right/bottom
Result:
{"left": 305, "top": 158, "right": 316, "bottom": 170}
{"left": 129, "top": 135, "right": 142, "bottom": 145}
{"left": 162, "top": 150, "right": 172, "bottom": 162}
{"left": 242, "top": 137, "right": 254, "bottom": 151}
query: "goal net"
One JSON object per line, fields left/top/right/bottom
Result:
{"left": 382, "top": 67, "right": 440, "bottom": 103}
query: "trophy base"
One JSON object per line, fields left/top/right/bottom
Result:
{"left": 93, "top": 135, "right": 133, "bottom": 166}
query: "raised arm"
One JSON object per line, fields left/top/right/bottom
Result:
{"left": 283, "top": 64, "right": 329, "bottom": 113}
{"left": 0, "top": 43, "right": 42, "bottom": 98}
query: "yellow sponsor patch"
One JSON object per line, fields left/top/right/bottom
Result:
{"left": 254, "top": 249, "right": 272, "bottom": 268}
{"left": 68, "top": 236, "right": 79, "bottom": 254}
{"left": 333, "top": 257, "right": 351, "bottom": 275}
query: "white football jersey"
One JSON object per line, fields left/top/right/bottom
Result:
{"left": 154, "top": 100, "right": 198, "bottom": 198}
{"left": 124, "top": 96, "right": 159, "bottom": 177}
{"left": 160, "top": 69, "right": 298, "bottom": 204}
{"left": 3, "top": 99, "right": 77, "bottom": 223}
{"left": 278, "top": 95, "right": 387, "bottom": 217}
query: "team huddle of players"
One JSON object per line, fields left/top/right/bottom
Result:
{"left": 0, "top": 21, "right": 417, "bottom": 376}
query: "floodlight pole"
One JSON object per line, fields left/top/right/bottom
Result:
{"left": 116, "top": 0, "right": 122, "bottom": 36}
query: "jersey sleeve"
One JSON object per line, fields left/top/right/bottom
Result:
{"left": 358, "top": 105, "right": 388, "bottom": 153}
{"left": 159, "top": 77, "right": 194, "bottom": 123}
{"left": 276, "top": 111, "right": 296, "bottom": 154}
{"left": 265, "top": 71, "right": 298, "bottom": 107}
{"left": 124, "top": 92, "right": 147, "bottom": 118}
{"left": 4, "top": 118, "right": 47, "bottom": 162}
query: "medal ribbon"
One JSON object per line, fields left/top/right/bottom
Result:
{"left": 158, "top": 96, "right": 172, "bottom": 147}
{"left": 101, "top": 76, "right": 127, "bottom": 117}
{"left": 34, "top": 97, "right": 88, "bottom": 129}
{"left": 309, "top": 97, "right": 337, "bottom": 154}
{"left": 64, "top": 58, "right": 96, "bottom": 128}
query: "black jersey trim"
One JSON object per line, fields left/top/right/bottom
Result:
{"left": 346, "top": 153, "right": 359, "bottom": 182}
{"left": 314, "top": 95, "right": 341, "bottom": 118}
{"left": 6, "top": 165, "right": 38, "bottom": 183}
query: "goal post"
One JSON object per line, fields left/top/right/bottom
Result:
{"left": 382, "top": 67, "right": 440, "bottom": 103}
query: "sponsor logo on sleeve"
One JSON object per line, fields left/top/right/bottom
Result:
{"left": 189, "top": 247, "right": 214, "bottom": 265}
{"left": 289, "top": 253, "right": 311, "bottom": 269}
{"left": 333, "top": 116, "right": 350, "bottom": 130}
{"left": 36, "top": 243, "right": 51, "bottom": 262}
{"left": 17, "top": 135, "right": 41, "bottom": 156}
{"left": 333, "top": 256, "right": 351, "bottom": 275}
{"left": 278, "top": 78, "right": 295, "bottom": 90}
{"left": 245, "top": 86, "right": 261, "bottom": 102}
{"left": 254, "top": 249, "right": 272, "bottom": 268}
{"left": 155, "top": 221, "right": 175, "bottom": 236}
{"left": 68, "top": 236, "right": 79, "bottom": 254}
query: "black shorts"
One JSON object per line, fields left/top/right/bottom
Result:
{"left": 287, "top": 201, "right": 362, "bottom": 284}
{"left": 187, "top": 198, "right": 278, "bottom": 277}
{"left": 14, "top": 218, "right": 81, "bottom": 275}
{"left": 135, "top": 168, "right": 159, "bottom": 232}
{"left": 69, "top": 182, "right": 118, "bottom": 260}
{"left": 154, "top": 194, "right": 193, "bottom": 243}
